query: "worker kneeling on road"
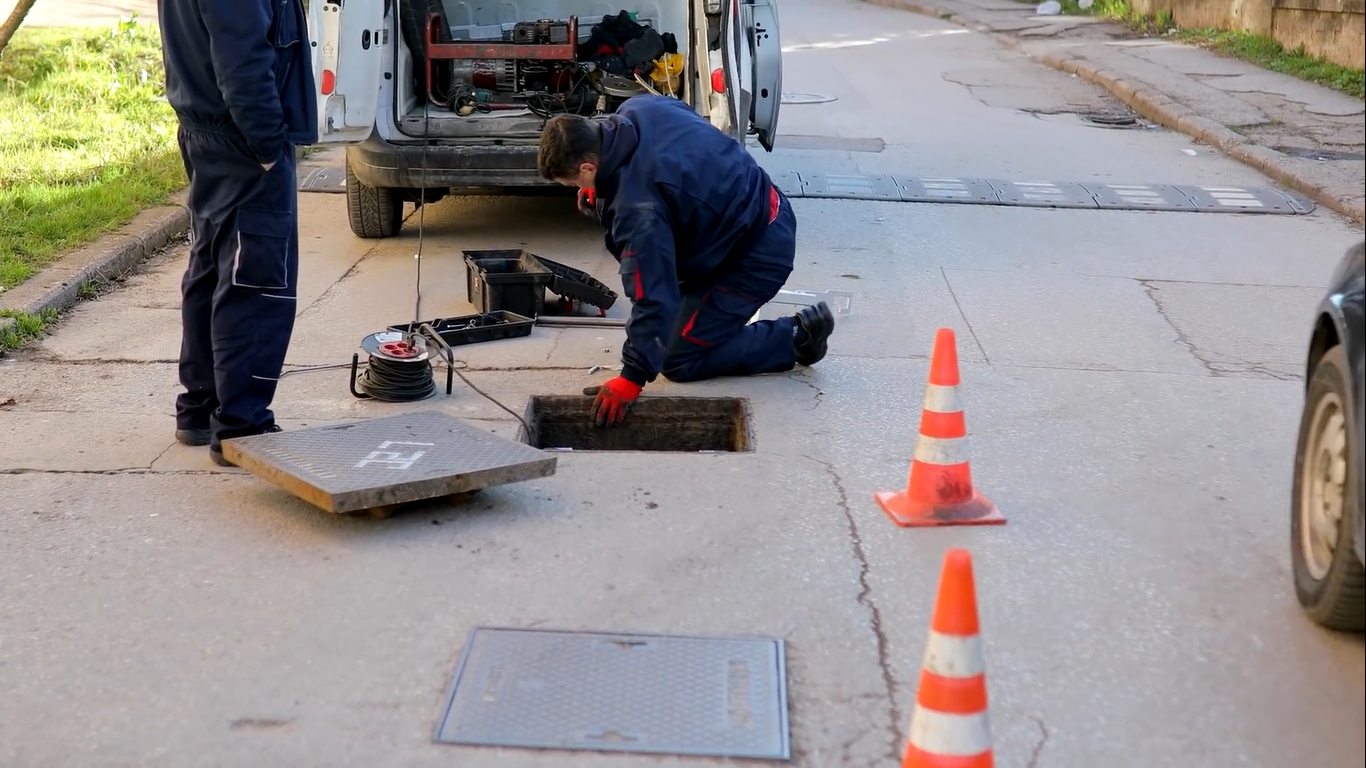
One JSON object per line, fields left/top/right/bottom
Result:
{"left": 539, "top": 96, "right": 836, "bottom": 428}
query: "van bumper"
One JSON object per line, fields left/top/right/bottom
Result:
{"left": 345, "top": 132, "right": 559, "bottom": 191}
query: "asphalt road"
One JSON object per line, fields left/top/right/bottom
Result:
{"left": 2, "top": 1, "right": 1364, "bottom": 766}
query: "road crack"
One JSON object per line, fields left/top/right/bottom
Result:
{"left": 1138, "top": 279, "right": 1221, "bottom": 377}
{"left": 791, "top": 369, "right": 826, "bottom": 409}
{"left": 1026, "top": 713, "right": 1050, "bottom": 768}
{"left": 940, "top": 267, "right": 992, "bottom": 365}
{"left": 804, "top": 454, "right": 902, "bottom": 762}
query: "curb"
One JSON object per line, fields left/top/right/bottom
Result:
{"left": 865, "top": 0, "right": 1366, "bottom": 226}
{"left": 0, "top": 204, "right": 190, "bottom": 322}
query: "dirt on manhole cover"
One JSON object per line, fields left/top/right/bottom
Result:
{"left": 781, "top": 91, "right": 837, "bottom": 105}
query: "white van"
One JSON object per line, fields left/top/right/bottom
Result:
{"left": 307, "top": 0, "right": 785, "bottom": 239}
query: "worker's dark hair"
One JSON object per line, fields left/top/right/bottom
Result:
{"left": 538, "top": 114, "right": 602, "bottom": 181}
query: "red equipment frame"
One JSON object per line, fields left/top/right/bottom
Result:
{"left": 424, "top": 14, "right": 580, "bottom": 105}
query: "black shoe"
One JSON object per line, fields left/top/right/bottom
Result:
{"left": 794, "top": 302, "right": 835, "bottom": 366}
{"left": 175, "top": 428, "right": 211, "bottom": 447}
{"left": 210, "top": 424, "right": 282, "bottom": 467}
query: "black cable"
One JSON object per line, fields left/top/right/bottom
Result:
{"left": 354, "top": 355, "right": 438, "bottom": 402}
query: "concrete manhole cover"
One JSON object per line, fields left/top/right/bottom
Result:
{"left": 1080, "top": 112, "right": 1141, "bottom": 128}
{"left": 434, "top": 627, "right": 791, "bottom": 759}
{"left": 781, "top": 91, "right": 837, "bottom": 105}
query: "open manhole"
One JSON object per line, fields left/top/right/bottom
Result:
{"left": 522, "top": 396, "right": 753, "bottom": 453}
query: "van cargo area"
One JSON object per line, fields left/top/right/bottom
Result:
{"left": 396, "top": 1, "right": 696, "bottom": 142}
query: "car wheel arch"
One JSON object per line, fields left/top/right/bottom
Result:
{"left": 1306, "top": 313, "right": 1341, "bottom": 391}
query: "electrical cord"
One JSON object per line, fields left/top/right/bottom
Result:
{"left": 290, "top": 353, "right": 532, "bottom": 437}
{"left": 354, "top": 355, "right": 438, "bottom": 402}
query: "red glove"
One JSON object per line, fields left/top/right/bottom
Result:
{"left": 577, "top": 187, "right": 597, "bottom": 217}
{"left": 583, "top": 376, "right": 642, "bottom": 428}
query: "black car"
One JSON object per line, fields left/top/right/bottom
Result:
{"left": 1292, "top": 240, "right": 1365, "bottom": 632}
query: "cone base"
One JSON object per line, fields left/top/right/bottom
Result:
{"left": 874, "top": 489, "right": 1005, "bottom": 528}
{"left": 902, "top": 742, "right": 995, "bottom": 768}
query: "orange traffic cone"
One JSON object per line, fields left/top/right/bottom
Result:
{"left": 901, "top": 548, "right": 995, "bottom": 768}
{"left": 875, "top": 328, "right": 1004, "bottom": 527}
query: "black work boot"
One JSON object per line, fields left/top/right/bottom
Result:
{"left": 210, "top": 425, "right": 283, "bottom": 467}
{"left": 175, "top": 429, "right": 211, "bottom": 447}
{"left": 794, "top": 302, "right": 836, "bottom": 366}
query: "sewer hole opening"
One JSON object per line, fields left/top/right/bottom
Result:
{"left": 522, "top": 396, "right": 753, "bottom": 453}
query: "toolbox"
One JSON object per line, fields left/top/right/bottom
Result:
{"left": 388, "top": 311, "right": 535, "bottom": 347}
{"left": 535, "top": 255, "right": 618, "bottom": 314}
{"left": 463, "top": 249, "right": 554, "bottom": 318}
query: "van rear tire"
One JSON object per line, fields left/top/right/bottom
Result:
{"left": 400, "top": 0, "right": 448, "bottom": 105}
{"left": 346, "top": 160, "right": 404, "bottom": 239}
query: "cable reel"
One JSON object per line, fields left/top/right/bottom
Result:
{"left": 349, "top": 325, "right": 455, "bottom": 402}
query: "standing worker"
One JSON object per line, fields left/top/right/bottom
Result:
{"left": 539, "top": 96, "right": 836, "bottom": 428}
{"left": 157, "top": 0, "right": 317, "bottom": 465}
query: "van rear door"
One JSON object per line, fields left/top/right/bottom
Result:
{"left": 308, "top": 0, "right": 387, "bottom": 144}
{"left": 717, "top": 0, "right": 783, "bottom": 151}
{"left": 742, "top": 0, "right": 782, "bottom": 151}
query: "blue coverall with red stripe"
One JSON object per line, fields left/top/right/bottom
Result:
{"left": 593, "top": 95, "right": 800, "bottom": 387}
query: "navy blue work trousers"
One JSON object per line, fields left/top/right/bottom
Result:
{"left": 174, "top": 126, "right": 299, "bottom": 450}
{"left": 660, "top": 189, "right": 800, "bottom": 383}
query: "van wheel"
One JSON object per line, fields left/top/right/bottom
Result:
{"left": 400, "top": 0, "right": 448, "bottom": 105}
{"left": 346, "top": 161, "right": 404, "bottom": 239}
{"left": 1291, "top": 343, "right": 1365, "bottom": 632}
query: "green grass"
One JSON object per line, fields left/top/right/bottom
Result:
{"left": 1023, "top": 0, "right": 1364, "bottom": 98}
{"left": 0, "top": 308, "right": 57, "bottom": 351}
{"left": 0, "top": 16, "right": 186, "bottom": 293}
{"left": 1178, "top": 28, "right": 1365, "bottom": 99}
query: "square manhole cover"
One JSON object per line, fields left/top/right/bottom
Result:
{"left": 522, "top": 396, "right": 753, "bottom": 452}
{"left": 434, "top": 627, "right": 790, "bottom": 760}
{"left": 221, "top": 411, "right": 557, "bottom": 514}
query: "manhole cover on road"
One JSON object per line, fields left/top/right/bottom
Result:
{"left": 220, "top": 410, "right": 557, "bottom": 514}
{"left": 434, "top": 627, "right": 791, "bottom": 760}
{"left": 1272, "top": 145, "right": 1366, "bottom": 162}
{"left": 297, "top": 165, "right": 347, "bottom": 194}
{"left": 1080, "top": 112, "right": 1141, "bottom": 128}
{"left": 781, "top": 91, "right": 837, "bottom": 105}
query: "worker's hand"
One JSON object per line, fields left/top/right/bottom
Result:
{"left": 583, "top": 376, "right": 641, "bottom": 428}
{"left": 577, "top": 187, "right": 597, "bottom": 218}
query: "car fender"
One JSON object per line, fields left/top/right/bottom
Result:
{"left": 1308, "top": 242, "right": 1365, "bottom": 565}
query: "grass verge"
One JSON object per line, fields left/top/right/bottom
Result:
{"left": 1025, "top": 0, "right": 1365, "bottom": 99}
{"left": 1177, "top": 29, "right": 1364, "bottom": 99}
{"left": 0, "top": 16, "right": 185, "bottom": 294}
{"left": 0, "top": 308, "right": 58, "bottom": 352}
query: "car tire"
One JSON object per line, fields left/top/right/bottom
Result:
{"left": 399, "top": 0, "right": 447, "bottom": 106}
{"left": 1291, "top": 343, "right": 1365, "bottom": 632}
{"left": 346, "top": 160, "right": 404, "bottom": 239}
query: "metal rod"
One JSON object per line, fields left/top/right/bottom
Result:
{"left": 535, "top": 316, "right": 627, "bottom": 328}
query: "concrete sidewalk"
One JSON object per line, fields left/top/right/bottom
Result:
{"left": 866, "top": 0, "right": 1366, "bottom": 224}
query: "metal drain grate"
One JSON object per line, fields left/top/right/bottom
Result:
{"left": 434, "top": 627, "right": 790, "bottom": 759}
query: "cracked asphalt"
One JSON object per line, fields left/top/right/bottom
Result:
{"left": 2, "top": 0, "right": 1364, "bottom": 766}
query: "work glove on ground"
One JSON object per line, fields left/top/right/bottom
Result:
{"left": 583, "top": 376, "right": 642, "bottom": 428}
